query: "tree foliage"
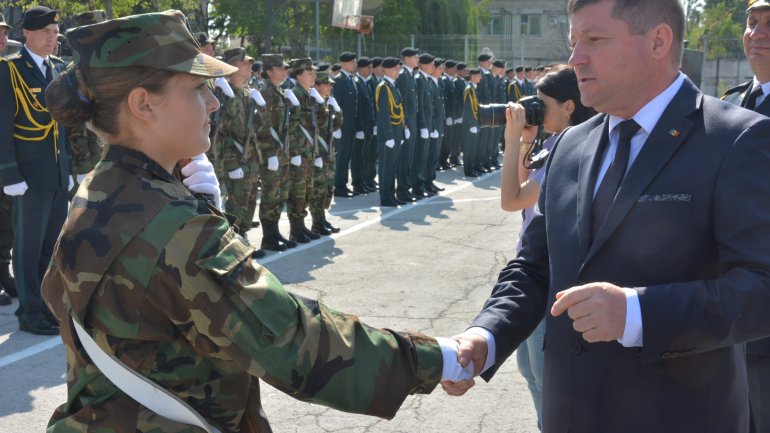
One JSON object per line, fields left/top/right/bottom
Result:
{"left": 685, "top": 0, "right": 746, "bottom": 59}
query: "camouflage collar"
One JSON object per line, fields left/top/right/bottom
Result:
{"left": 103, "top": 145, "right": 177, "bottom": 182}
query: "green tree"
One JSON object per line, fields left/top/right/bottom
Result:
{"left": 686, "top": 0, "right": 745, "bottom": 59}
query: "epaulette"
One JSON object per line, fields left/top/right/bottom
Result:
{"left": 49, "top": 55, "right": 66, "bottom": 65}
{"left": 721, "top": 80, "right": 751, "bottom": 100}
{"left": 4, "top": 53, "right": 21, "bottom": 61}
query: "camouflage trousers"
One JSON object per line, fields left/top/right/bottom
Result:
{"left": 224, "top": 158, "right": 260, "bottom": 234}
{"left": 0, "top": 191, "right": 13, "bottom": 264}
{"left": 258, "top": 159, "right": 290, "bottom": 224}
{"left": 309, "top": 156, "right": 335, "bottom": 216}
{"left": 287, "top": 157, "right": 314, "bottom": 221}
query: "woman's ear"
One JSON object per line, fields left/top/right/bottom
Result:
{"left": 125, "top": 87, "right": 156, "bottom": 123}
{"left": 563, "top": 99, "right": 576, "bottom": 117}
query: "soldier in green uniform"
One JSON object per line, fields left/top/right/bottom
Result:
{"left": 0, "top": 6, "right": 70, "bottom": 334}
{"left": 255, "top": 54, "right": 296, "bottom": 252}
{"left": 0, "top": 12, "right": 13, "bottom": 305}
{"left": 42, "top": 10, "right": 468, "bottom": 433}
{"left": 309, "top": 66, "right": 342, "bottom": 235}
{"left": 508, "top": 65, "right": 527, "bottom": 102}
{"left": 219, "top": 47, "right": 265, "bottom": 258}
{"left": 376, "top": 57, "right": 406, "bottom": 207}
{"left": 286, "top": 58, "right": 320, "bottom": 243}
{"left": 462, "top": 68, "right": 482, "bottom": 177}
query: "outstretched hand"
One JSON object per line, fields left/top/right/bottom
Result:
{"left": 440, "top": 332, "right": 488, "bottom": 397}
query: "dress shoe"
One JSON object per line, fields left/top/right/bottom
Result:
{"left": 450, "top": 158, "right": 463, "bottom": 166}
{"left": 334, "top": 189, "right": 354, "bottom": 198}
{"left": 367, "top": 181, "right": 379, "bottom": 191}
{"left": 412, "top": 189, "right": 427, "bottom": 200}
{"left": 252, "top": 249, "right": 266, "bottom": 259}
{"left": 0, "top": 266, "right": 17, "bottom": 297}
{"left": 353, "top": 186, "right": 368, "bottom": 195}
{"left": 396, "top": 193, "right": 416, "bottom": 203}
{"left": 393, "top": 197, "right": 408, "bottom": 205}
{"left": 0, "top": 289, "right": 10, "bottom": 306}
{"left": 19, "top": 318, "right": 59, "bottom": 335}
{"left": 380, "top": 199, "right": 399, "bottom": 207}
{"left": 430, "top": 183, "right": 445, "bottom": 192}
{"left": 465, "top": 171, "right": 478, "bottom": 178}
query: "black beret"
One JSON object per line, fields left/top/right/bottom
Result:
{"left": 434, "top": 58, "right": 445, "bottom": 67}
{"left": 536, "top": 65, "right": 545, "bottom": 72}
{"left": 401, "top": 47, "right": 419, "bottom": 57}
{"left": 418, "top": 53, "right": 435, "bottom": 64}
{"left": 316, "top": 63, "right": 330, "bottom": 72}
{"left": 525, "top": 66, "right": 533, "bottom": 72}
{"left": 477, "top": 53, "right": 492, "bottom": 62}
{"left": 331, "top": 63, "right": 342, "bottom": 72}
{"left": 444, "top": 60, "right": 457, "bottom": 68}
{"left": 382, "top": 57, "right": 400, "bottom": 68}
{"left": 339, "top": 51, "right": 356, "bottom": 62}
{"left": 195, "top": 32, "right": 212, "bottom": 46}
{"left": 515, "top": 66, "right": 524, "bottom": 72}
{"left": 371, "top": 57, "right": 383, "bottom": 67}
{"left": 492, "top": 60, "right": 505, "bottom": 68}
{"left": 251, "top": 62, "right": 262, "bottom": 72}
{"left": 23, "top": 6, "right": 59, "bottom": 31}
{"left": 357, "top": 56, "right": 372, "bottom": 68}
{"left": 456, "top": 63, "right": 467, "bottom": 71}
{"left": 505, "top": 68, "right": 513, "bottom": 74}
{"left": 469, "top": 68, "right": 481, "bottom": 75}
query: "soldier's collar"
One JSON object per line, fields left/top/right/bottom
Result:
{"left": 103, "top": 145, "right": 177, "bottom": 183}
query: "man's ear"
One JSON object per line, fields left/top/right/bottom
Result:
{"left": 649, "top": 23, "right": 674, "bottom": 62}
{"left": 125, "top": 87, "right": 156, "bottom": 123}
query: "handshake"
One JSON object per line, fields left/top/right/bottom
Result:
{"left": 437, "top": 330, "right": 491, "bottom": 397}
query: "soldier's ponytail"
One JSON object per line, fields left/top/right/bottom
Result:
{"left": 47, "top": 65, "right": 176, "bottom": 136}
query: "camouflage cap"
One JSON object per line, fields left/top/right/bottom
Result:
{"left": 261, "top": 54, "right": 284, "bottom": 68}
{"left": 748, "top": 0, "right": 770, "bottom": 10}
{"left": 291, "top": 57, "right": 315, "bottom": 73}
{"left": 315, "top": 71, "right": 334, "bottom": 84}
{"left": 66, "top": 10, "right": 236, "bottom": 78}
{"left": 223, "top": 47, "right": 254, "bottom": 64}
{"left": 0, "top": 12, "right": 11, "bottom": 30}
{"left": 74, "top": 10, "right": 106, "bottom": 26}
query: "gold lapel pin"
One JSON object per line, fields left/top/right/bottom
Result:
{"left": 669, "top": 129, "right": 680, "bottom": 137}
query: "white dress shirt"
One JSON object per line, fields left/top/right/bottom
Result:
{"left": 752, "top": 77, "right": 770, "bottom": 107}
{"left": 25, "top": 46, "right": 49, "bottom": 77}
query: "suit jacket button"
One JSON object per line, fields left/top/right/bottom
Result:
{"left": 572, "top": 343, "right": 582, "bottom": 354}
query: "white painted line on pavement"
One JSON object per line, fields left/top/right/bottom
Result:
{"left": 0, "top": 336, "right": 61, "bottom": 368}
{"left": 0, "top": 171, "right": 497, "bottom": 367}
{"left": 329, "top": 196, "right": 499, "bottom": 216}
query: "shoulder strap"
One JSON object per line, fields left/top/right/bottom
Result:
{"left": 71, "top": 315, "right": 221, "bottom": 433}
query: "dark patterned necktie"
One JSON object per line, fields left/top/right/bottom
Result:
{"left": 43, "top": 58, "right": 53, "bottom": 82}
{"left": 592, "top": 119, "right": 641, "bottom": 238}
{"left": 744, "top": 85, "right": 764, "bottom": 111}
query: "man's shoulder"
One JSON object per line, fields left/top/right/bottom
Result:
{"left": 721, "top": 80, "right": 751, "bottom": 105}
{"left": 703, "top": 93, "right": 770, "bottom": 128}
{"left": 49, "top": 55, "right": 66, "bottom": 66}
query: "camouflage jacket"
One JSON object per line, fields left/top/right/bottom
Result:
{"left": 68, "top": 125, "right": 102, "bottom": 175}
{"left": 288, "top": 86, "right": 317, "bottom": 159}
{"left": 220, "top": 85, "right": 263, "bottom": 171}
{"left": 41, "top": 145, "right": 442, "bottom": 433}
{"left": 256, "top": 81, "right": 290, "bottom": 159}
{"left": 316, "top": 99, "right": 342, "bottom": 161}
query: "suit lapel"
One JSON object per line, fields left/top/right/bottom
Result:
{"left": 576, "top": 116, "right": 610, "bottom": 258}
{"left": 583, "top": 79, "right": 700, "bottom": 266}
{"left": 20, "top": 48, "right": 47, "bottom": 87}
{"left": 755, "top": 94, "right": 770, "bottom": 117}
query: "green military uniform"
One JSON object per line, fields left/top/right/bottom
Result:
{"left": 309, "top": 71, "right": 342, "bottom": 234}
{"left": 207, "top": 79, "right": 229, "bottom": 192}
{"left": 42, "top": 11, "right": 443, "bottom": 433}
{"left": 375, "top": 58, "right": 406, "bottom": 206}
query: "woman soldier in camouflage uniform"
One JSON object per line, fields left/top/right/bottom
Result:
{"left": 308, "top": 67, "right": 342, "bottom": 235}
{"left": 42, "top": 10, "right": 466, "bottom": 433}
{"left": 286, "top": 58, "right": 320, "bottom": 243}
{"left": 218, "top": 47, "right": 265, "bottom": 258}
{"left": 255, "top": 54, "right": 296, "bottom": 252}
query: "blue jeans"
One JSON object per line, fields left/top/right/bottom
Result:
{"left": 516, "top": 319, "right": 546, "bottom": 431}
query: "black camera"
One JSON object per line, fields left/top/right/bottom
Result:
{"left": 477, "top": 96, "right": 546, "bottom": 128}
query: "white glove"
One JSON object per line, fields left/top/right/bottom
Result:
{"left": 290, "top": 155, "right": 302, "bottom": 166}
{"left": 308, "top": 87, "right": 325, "bottom": 104}
{"left": 385, "top": 139, "right": 395, "bottom": 149}
{"left": 420, "top": 128, "right": 429, "bottom": 139}
{"left": 228, "top": 167, "right": 244, "bottom": 179}
{"left": 284, "top": 89, "right": 300, "bottom": 106}
{"left": 431, "top": 130, "right": 439, "bottom": 138}
{"left": 332, "top": 129, "right": 342, "bottom": 139}
{"left": 405, "top": 128, "right": 411, "bottom": 139}
{"left": 3, "top": 181, "right": 28, "bottom": 196}
{"left": 446, "top": 117, "right": 453, "bottom": 126}
{"left": 327, "top": 96, "right": 342, "bottom": 113}
{"left": 76, "top": 173, "right": 88, "bottom": 183}
{"left": 470, "top": 126, "right": 478, "bottom": 134}
{"left": 249, "top": 88, "right": 266, "bottom": 107}
{"left": 454, "top": 118, "right": 463, "bottom": 125}
{"left": 267, "top": 156, "right": 279, "bottom": 171}
{"left": 183, "top": 153, "right": 223, "bottom": 210}
{"left": 214, "top": 77, "right": 234, "bottom": 98}
{"left": 355, "top": 131, "right": 365, "bottom": 139}
{"left": 68, "top": 175, "right": 75, "bottom": 191}
{"left": 314, "top": 157, "right": 323, "bottom": 168}
{"left": 373, "top": 126, "right": 378, "bottom": 136}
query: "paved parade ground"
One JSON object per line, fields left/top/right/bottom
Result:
{"left": 0, "top": 168, "right": 540, "bottom": 433}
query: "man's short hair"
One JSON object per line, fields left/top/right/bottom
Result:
{"left": 568, "top": 0, "right": 685, "bottom": 66}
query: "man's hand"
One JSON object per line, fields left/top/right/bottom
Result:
{"left": 551, "top": 282, "right": 628, "bottom": 343}
{"left": 440, "top": 332, "right": 488, "bottom": 397}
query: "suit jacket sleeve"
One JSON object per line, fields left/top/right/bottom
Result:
{"left": 462, "top": 87, "right": 480, "bottom": 130}
{"left": 375, "top": 83, "right": 395, "bottom": 143}
{"left": 0, "top": 60, "right": 24, "bottom": 186}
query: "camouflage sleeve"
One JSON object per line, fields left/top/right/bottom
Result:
{"left": 219, "top": 96, "right": 241, "bottom": 172}
{"left": 160, "top": 215, "right": 443, "bottom": 419}
{"left": 287, "top": 100, "right": 304, "bottom": 158}
{"left": 69, "top": 125, "right": 94, "bottom": 175}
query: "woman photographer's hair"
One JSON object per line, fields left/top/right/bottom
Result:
{"left": 536, "top": 65, "right": 597, "bottom": 126}
{"left": 46, "top": 65, "right": 176, "bottom": 136}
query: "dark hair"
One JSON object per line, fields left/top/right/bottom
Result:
{"left": 536, "top": 65, "right": 596, "bottom": 126}
{"left": 46, "top": 66, "right": 175, "bottom": 135}
{"left": 568, "top": 0, "right": 685, "bottom": 66}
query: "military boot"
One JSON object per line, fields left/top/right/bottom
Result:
{"left": 0, "top": 262, "right": 17, "bottom": 298}
{"left": 277, "top": 229, "right": 298, "bottom": 249}
{"left": 260, "top": 221, "right": 287, "bottom": 252}
{"left": 302, "top": 221, "right": 320, "bottom": 240}
{"left": 289, "top": 219, "right": 311, "bottom": 244}
{"left": 322, "top": 214, "right": 340, "bottom": 233}
{"left": 311, "top": 214, "right": 332, "bottom": 236}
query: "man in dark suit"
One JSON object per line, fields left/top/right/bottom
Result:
{"left": 0, "top": 12, "right": 15, "bottom": 306}
{"left": 366, "top": 57, "right": 383, "bottom": 192}
{"left": 450, "top": 63, "right": 468, "bottom": 166}
{"left": 332, "top": 51, "right": 360, "bottom": 197}
{"left": 722, "top": 2, "right": 770, "bottom": 431}
{"left": 443, "top": 1, "right": 770, "bottom": 432}
{"left": 412, "top": 53, "right": 434, "bottom": 199}
{"left": 507, "top": 65, "right": 527, "bottom": 102}
{"left": 425, "top": 57, "right": 446, "bottom": 193}
{"left": 438, "top": 60, "right": 458, "bottom": 170}
{"left": 476, "top": 53, "right": 494, "bottom": 173}
{"left": 375, "top": 57, "right": 405, "bottom": 207}
{"left": 352, "top": 56, "right": 375, "bottom": 195}
{"left": 0, "top": 6, "right": 70, "bottom": 335}
{"left": 395, "top": 47, "right": 419, "bottom": 203}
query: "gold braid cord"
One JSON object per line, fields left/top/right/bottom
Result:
{"left": 375, "top": 83, "right": 404, "bottom": 126}
{"left": 6, "top": 61, "right": 59, "bottom": 161}
{"left": 508, "top": 82, "right": 523, "bottom": 102}
{"left": 465, "top": 86, "right": 479, "bottom": 120}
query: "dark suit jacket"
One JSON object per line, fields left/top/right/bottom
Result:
{"left": 396, "top": 66, "right": 417, "bottom": 131}
{"left": 477, "top": 69, "right": 492, "bottom": 104}
{"left": 332, "top": 71, "right": 359, "bottom": 135}
{"left": 414, "top": 71, "right": 433, "bottom": 133}
{"left": 472, "top": 78, "right": 770, "bottom": 433}
{"left": 374, "top": 79, "right": 404, "bottom": 145}
{"left": 0, "top": 47, "right": 70, "bottom": 190}
{"left": 354, "top": 74, "right": 374, "bottom": 136}
{"left": 430, "top": 78, "right": 445, "bottom": 135}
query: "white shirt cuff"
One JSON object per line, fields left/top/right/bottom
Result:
{"left": 466, "top": 327, "right": 496, "bottom": 374}
{"left": 436, "top": 337, "right": 474, "bottom": 381}
{"left": 617, "top": 288, "right": 643, "bottom": 347}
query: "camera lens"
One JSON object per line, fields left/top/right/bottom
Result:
{"left": 477, "top": 104, "right": 508, "bottom": 128}
{"left": 518, "top": 96, "right": 546, "bottom": 126}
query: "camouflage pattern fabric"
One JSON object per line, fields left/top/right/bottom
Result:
{"left": 41, "top": 145, "right": 443, "bottom": 433}
{"left": 287, "top": 86, "right": 317, "bottom": 221}
{"left": 0, "top": 191, "right": 12, "bottom": 264}
{"left": 309, "top": 100, "right": 339, "bottom": 215}
{"left": 69, "top": 125, "right": 102, "bottom": 176}
{"left": 205, "top": 79, "right": 227, "bottom": 193}
{"left": 224, "top": 161, "right": 259, "bottom": 235}
{"left": 256, "top": 81, "right": 291, "bottom": 224}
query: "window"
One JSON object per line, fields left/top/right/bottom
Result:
{"left": 520, "top": 14, "right": 541, "bottom": 37}
{"left": 482, "top": 15, "right": 505, "bottom": 36}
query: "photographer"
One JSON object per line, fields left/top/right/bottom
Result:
{"left": 499, "top": 65, "right": 595, "bottom": 431}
